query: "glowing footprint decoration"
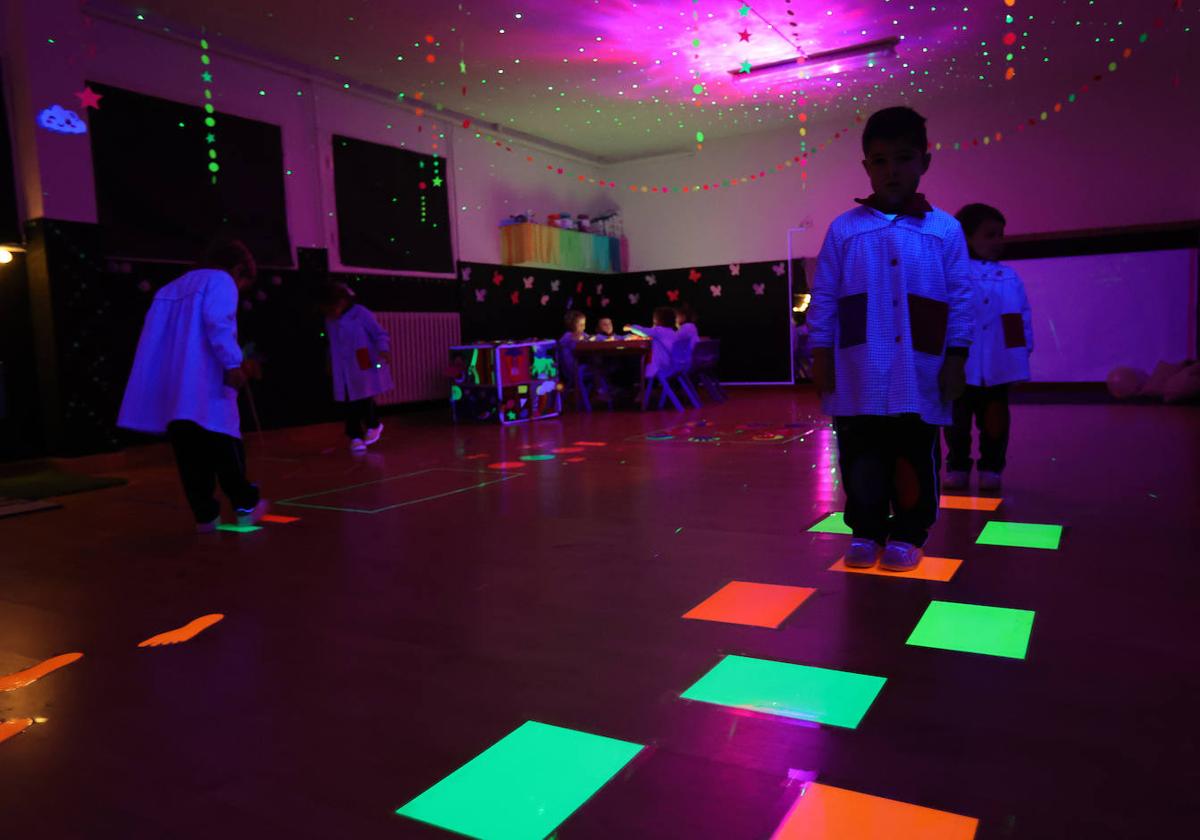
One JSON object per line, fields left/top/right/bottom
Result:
{"left": 138, "top": 614, "right": 224, "bottom": 648}
{"left": 0, "top": 718, "right": 33, "bottom": 745}
{"left": 0, "top": 652, "right": 83, "bottom": 692}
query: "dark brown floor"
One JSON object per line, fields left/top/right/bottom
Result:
{"left": 2, "top": 388, "right": 1198, "bottom": 839}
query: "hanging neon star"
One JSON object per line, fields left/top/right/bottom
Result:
{"left": 739, "top": 29, "right": 751, "bottom": 42}
{"left": 74, "top": 86, "right": 103, "bottom": 109}
{"left": 205, "top": 133, "right": 216, "bottom": 143}
{"left": 201, "top": 70, "right": 213, "bottom": 83}
{"left": 739, "top": 59, "right": 753, "bottom": 73}
{"left": 459, "top": 59, "right": 467, "bottom": 74}
{"left": 739, "top": 4, "right": 751, "bottom": 16}
{"left": 432, "top": 176, "right": 443, "bottom": 187}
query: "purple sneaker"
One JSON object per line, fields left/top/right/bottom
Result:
{"left": 881, "top": 541, "right": 923, "bottom": 572}
{"left": 844, "top": 538, "right": 882, "bottom": 569}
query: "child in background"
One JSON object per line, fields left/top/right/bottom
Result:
{"left": 320, "top": 283, "right": 391, "bottom": 454}
{"left": 595, "top": 316, "right": 617, "bottom": 340}
{"left": 625, "top": 306, "right": 679, "bottom": 378}
{"left": 944, "top": 203, "right": 1033, "bottom": 491}
{"left": 808, "top": 106, "right": 973, "bottom": 572}
{"left": 672, "top": 303, "right": 699, "bottom": 374}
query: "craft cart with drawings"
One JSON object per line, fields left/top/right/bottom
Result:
{"left": 448, "top": 341, "right": 562, "bottom": 424}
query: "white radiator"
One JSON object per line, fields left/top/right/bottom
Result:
{"left": 374, "top": 312, "right": 462, "bottom": 405}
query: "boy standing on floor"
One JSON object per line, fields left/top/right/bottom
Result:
{"left": 808, "top": 107, "right": 973, "bottom": 571}
{"left": 320, "top": 283, "right": 392, "bottom": 454}
{"left": 944, "top": 203, "right": 1033, "bottom": 492}
{"left": 118, "top": 238, "right": 269, "bottom": 533}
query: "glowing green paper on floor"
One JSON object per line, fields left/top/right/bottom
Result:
{"left": 809, "top": 512, "right": 852, "bottom": 535}
{"left": 907, "top": 600, "right": 1035, "bottom": 659}
{"left": 215, "top": 523, "right": 261, "bottom": 533}
{"left": 680, "top": 655, "right": 886, "bottom": 729}
{"left": 396, "top": 720, "right": 643, "bottom": 840}
{"left": 976, "top": 521, "right": 1062, "bottom": 550}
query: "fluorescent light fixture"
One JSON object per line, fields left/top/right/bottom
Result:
{"left": 730, "top": 37, "right": 899, "bottom": 80}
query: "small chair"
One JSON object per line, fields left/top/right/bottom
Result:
{"left": 689, "top": 339, "right": 725, "bottom": 402}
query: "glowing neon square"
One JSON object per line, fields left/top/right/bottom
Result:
{"left": 680, "top": 655, "right": 886, "bottom": 729}
{"left": 396, "top": 721, "right": 643, "bottom": 840}
{"left": 976, "top": 521, "right": 1062, "bottom": 550}
{"left": 939, "top": 495, "right": 1002, "bottom": 512}
{"left": 519, "top": 454, "right": 555, "bottom": 462}
{"left": 683, "top": 582, "right": 815, "bottom": 629}
{"left": 215, "top": 523, "right": 261, "bottom": 533}
{"left": 808, "top": 512, "right": 851, "bottom": 535}
{"left": 906, "top": 600, "right": 1035, "bottom": 659}
{"left": 771, "top": 782, "right": 978, "bottom": 840}
{"left": 260, "top": 514, "right": 300, "bottom": 524}
{"left": 829, "top": 556, "right": 962, "bottom": 582}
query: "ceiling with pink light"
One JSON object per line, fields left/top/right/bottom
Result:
{"left": 114, "top": 1, "right": 1195, "bottom": 161}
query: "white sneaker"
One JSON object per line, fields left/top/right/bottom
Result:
{"left": 350, "top": 438, "right": 367, "bottom": 454}
{"left": 943, "top": 470, "right": 969, "bottom": 490}
{"left": 364, "top": 423, "right": 384, "bottom": 445}
{"left": 979, "top": 471, "right": 1002, "bottom": 491}
{"left": 235, "top": 499, "right": 270, "bottom": 526}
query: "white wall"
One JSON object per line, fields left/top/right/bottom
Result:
{"left": 1019, "top": 249, "right": 1197, "bottom": 381}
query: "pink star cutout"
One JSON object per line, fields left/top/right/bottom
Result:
{"left": 74, "top": 86, "right": 103, "bottom": 110}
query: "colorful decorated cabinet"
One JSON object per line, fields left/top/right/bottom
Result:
{"left": 448, "top": 341, "right": 562, "bottom": 424}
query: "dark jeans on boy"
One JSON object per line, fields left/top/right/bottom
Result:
{"left": 167, "top": 420, "right": 260, "bottom": 523}
{"left": 945, "top": 384, "right": 1010, "bottom": 473}
{"left": 834, "top": 414, "right": 940, "bottom": 547}
{"left": 343, "top": 397, "right": 380, "bottom": 439}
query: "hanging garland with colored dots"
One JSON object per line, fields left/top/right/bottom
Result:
{"left": 199, "top": 34, "right": 219, "bottom": 183}
{"left": 932, "top": 17, "right": 1171, "bottom": 153}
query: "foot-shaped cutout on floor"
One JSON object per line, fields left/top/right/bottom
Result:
{"left": 138, "top": 614, "right": 224, "bottom": 648}
{"left": 0, "top": 718, "right": 34, "bottom": 745}
{"left": 0, "top": 652, "right": 83, "bottom": 692}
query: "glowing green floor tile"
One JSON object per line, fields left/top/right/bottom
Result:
{"left": 215, "top": 523, "right": 262, "bottom": 533}
{"left": 396, "top": 720, "right": 643, "bottom": 840}
{"left": 809, "top": 512, "right": 852, "bottom": 535}
{"left": 906, "top": 600, "right": 1035, "bottom": 659}
{"left": 680, "top": 655, "right": 886, "bottom": 729}
{"left": 976, "top": 521, "right": 1062, "bottom": 550}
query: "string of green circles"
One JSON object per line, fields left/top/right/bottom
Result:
{"left": 200, "top": 37, "right": 219, "bottom": 182}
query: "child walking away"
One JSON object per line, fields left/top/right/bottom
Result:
{"left": 944, "top": 204, "right": 1033, "bottom": 491}
{"left": 625, "top": 306, "right": 680, "bottom": 378}
{"left": 118, "top": 238, "right": 269, "bottom": 533}
{"left": 320, "top": 283, "right": 391, "bottom": 454}
{"left": 808, "top": 107, "right": 973, "bottom": 572}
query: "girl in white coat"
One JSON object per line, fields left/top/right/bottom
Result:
{"left": 118, "top": 239, "right": 268, "bottom": 532}
{"left": 944, "top": 204, "right": 1033, "bottom": 491}
{"left": 321, "top": 284, "right": 391, "bottom": 453}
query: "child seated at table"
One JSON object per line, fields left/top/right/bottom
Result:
{"left": 625, "top": 307, "right": 680, "bottom": 377}
{"left": 595, "top": 316, "right": 618, "bottom": 340}
{"left": 559, "top": 310, "right": 589, "bottom": 378}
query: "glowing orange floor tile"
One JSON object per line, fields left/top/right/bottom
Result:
{"left": 260, "top": 514, "right": 300, "bottom": 524}
{"left": 772, "top": 782, "right": 978, "bottom": 840}
{"left": 683, "top": 582, "right": 816, "bottom": 629}
{"left": 0, "top": 652, "right": 83, "bottom": 692}
{"left": 940, "top": 495, "right": 1002, "bottom": 512}
{"left": 829, "top": 556, "right": 962, "bottom": 582}
{"left": 572, "top": 441, "right": 608, "bottom": 447}
{"left": 0, "top": 718, "right": 33, "bottom": 745}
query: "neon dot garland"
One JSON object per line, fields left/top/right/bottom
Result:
{"left": 931, "top": 21, "right": 1163, "bottom": 153}
{"left": 199, "top": 35, "right": 219, "bottom": 183}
